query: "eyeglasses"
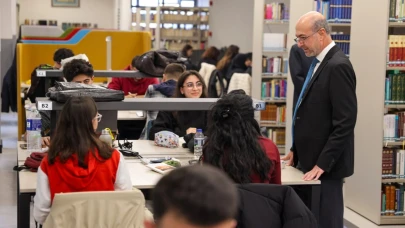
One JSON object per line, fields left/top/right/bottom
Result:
{"left": 95, "top": 113, "right": 102, "bottom": 122}
{"left": 294, "top": 29, "right": 321, "bottom": 43}
{"left": 183, "top": 81, "right": 203, "bottom": 89}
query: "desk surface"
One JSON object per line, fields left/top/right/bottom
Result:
{"left": 117, "top": 111, "right": 145, "bottom": 120}
{"left": 18, "top": 140, "right": 319, "bottom": 193}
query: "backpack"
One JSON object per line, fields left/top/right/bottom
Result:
{"left": 13, "top": 152, "right": 47, "bottom": 172}
{"left": 134, "top": 50, "right": 186, "bottom": 77}
{"left": 47, "top": 81, "right": 125, "bottom": 103}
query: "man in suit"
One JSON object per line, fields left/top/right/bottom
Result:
{"left": 282, "top": 11, "right": 357, "bottom": 228}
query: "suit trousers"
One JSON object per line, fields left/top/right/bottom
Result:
{"left": 293, "top": 163, "right": 344, "bottom": 228}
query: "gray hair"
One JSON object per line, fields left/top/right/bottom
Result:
{"left": 313, "top": 18, "right": 331, "bottom": 34}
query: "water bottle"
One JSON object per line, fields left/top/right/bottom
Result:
{"left": 194, "top": 129, "right": 204, "bottom": 159}
{"left": 26, "top": 105, "right": 42, "bottom": 152}
{"left": 99, "top": 129, "right": 112, "bottom": 147}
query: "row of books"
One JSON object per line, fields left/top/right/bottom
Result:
{"left": 389, "top": 0, "right": 405, "bottom": 21}
{"left": 381, "top": 184, "right": 405, "bottom": 216}
{"left": 314, "top": 0, "right": 353, "bottom": 21}
{"left": 265, "top": 129, "right": 286, "bottom": 146}
{"left": 262, "top": 57, "right": 288, "bottom": 74}
{"left": 385, "top": 73, "right": 405, "bottom": 103}
{"left": 382, "top": 148, "right": 405, "bottom": 178}
{"left": 260, "top": 104, "right": 286, "bottom": 124}
{"left": 261, "top": 80, "right": 287, "bottom": 100}
{"left": 388, "top": 35, "right": 405, "bottom": 66}
{"left": 264, "top": 3, "right": 289, "bottom": 21}
{"left": 331, "top": 34, "right": 350, "bottom": 56}
{"left": 384, "top": 114, "right": 405, "bottom": 140}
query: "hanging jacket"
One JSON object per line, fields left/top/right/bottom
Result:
{"left": 236, "top": 184, "right": 318, "bottom": 228}
{"left": 1, "top": 46, "right": 18, "bottom": 112}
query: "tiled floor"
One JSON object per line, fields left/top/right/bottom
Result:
{"left": 0, "top": 112, "right": 405, "bottom": 228}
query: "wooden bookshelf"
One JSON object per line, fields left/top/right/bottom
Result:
{"left": 382, "top": 179, "right": 405, "bottom": 183}
{"left": 386, "top": 66, "right": 405, "bottom": 70}
{"left": 385, "top": 104, "right": 405, "bottom": 109}
{"left": 389, "top": 22, "right": 405, "bottom": 27}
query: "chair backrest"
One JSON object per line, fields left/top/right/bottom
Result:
{"left": 227, "top": 73, "right": 252, "bottom": 96}
{"left": 207, "top": 69, "right": 226, "bottom": 98}
{"left": 43, "top": 190, "right": 146, "bottom": 228}
{"left": 199, "top": 62, "right": 216, "bottom": 86}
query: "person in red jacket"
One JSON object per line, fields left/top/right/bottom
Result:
{"left": 33, "top": 96, "right": 132, "bottom": 225}
{"left": 203, "top": 90, "right": 281, "bottom": 184}
{"left": 108, "top": 56, "right": 159, "bottom": 98}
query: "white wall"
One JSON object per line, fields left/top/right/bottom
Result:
{"left": 17, "top": 0, "right": 114, "bottom": 29}
{"left": 208, "top": 0, "right": 254, "bottom": 52}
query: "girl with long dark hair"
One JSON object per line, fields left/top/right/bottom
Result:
{"left": 148, "top": 70, "right": 208, "bottom": 140}
{"left": 203, "top": 91, "right": 281, "bottom": 184}
{"left": 33, "top": 97, "right": 132, "bottom": 225}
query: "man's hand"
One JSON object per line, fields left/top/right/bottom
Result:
{"left": 281, "top": 151, "right": 294, "bottom": 166}
{"left": 303, "top": 165, "right": 324, "bottom": 181}
{"left": 125, "top": 92, "right": 138, "bottom": 98}
{"left": 41, "top": 137, "right": 51, "bottom": 147}
{"left": 186, "top": 128, "right": 197, "bottom": 134}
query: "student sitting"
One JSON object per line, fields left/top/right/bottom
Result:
{"left": 197, "top": 46, "right": 220, "bottom": 70}
{"left": 203, "top": 90, "right": 281, "bottom": 184}
{"left": 41, "top": 59, "right": 95, "bottom": 147}
{"left": 33, "top": 96, "right": 132, "bottom": 225}
{"left": 144, "top": 165, "right": 238, "bottom": 228}
{"left": 108, "top": 55, "right": 159, "bottom": 98}
{"left": 148, "top": 71, "right": 208, "bottom": 140}
{"left": 25, "top": 48, "right": 74, "bottom": 103}
{"left": 139, "top": 63, "right": 185, "bottom": 139}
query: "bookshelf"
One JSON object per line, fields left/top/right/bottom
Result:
{"left": 252, "top": 0, "right": 314, "bottom": 155}
{"left": 345, "top": 0, "right": 405, "bottom": 225}
{"left": 132, "top": 6, "right": 209, "bottom": 51}
{"left": 315, "top": 0, "right": 353, "bottom": 57}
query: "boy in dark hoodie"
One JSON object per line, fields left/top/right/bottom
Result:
{"left": 139, "top": 63, "right": 186, "bottom": 139}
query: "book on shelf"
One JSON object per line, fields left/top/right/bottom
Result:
{"left": 388, "top": 35, "right": 405, "bottom": 67}
{"left": 331, "top": 33, "right": 350, "bottom": 55}
{"left": 383, "top": 113, "right": 405, "bottom": 139}
{"left": 389, "top": 0, "right": 405, "bottom": 21}
{"left": 264, "top": 3, "right": 289, "bottom": 21}
{"left": 265, "top": 128, "right": 286, "bottom": 147}
{"left": 262, "top": 56, "right": 288, "bottom": 74}
{"left": 381, "top": 183, "right": 405, "bottom": 216}
{"left": 314, "top": 0, "right": 352, "bottom": 22}
{"left": 260, "top": 104, "right": 286, "bottom": 124}
{"left": 385, "top": 72, "right": 405, "bottom": 103}
{"left": 261, "top": 80, "right": 287, "bottom": 100}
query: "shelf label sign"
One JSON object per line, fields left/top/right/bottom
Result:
{"left": 36, "top": 70, "right": 46, "bottom": 77}
{"left": 254, "top": 101, "right": 266, "bottom": 111}
{"left": 38, "top": 101, "right": 52, "bottom": 110}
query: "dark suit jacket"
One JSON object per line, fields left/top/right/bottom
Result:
{"left": 289, "top": 44, "right": 315, "bottom": 112}
{"left": 292, "top": 45, "right": 357, "bottom": 180}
